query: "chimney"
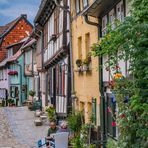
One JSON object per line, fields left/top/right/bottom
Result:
{"left": 21, "top": 14, "right": 27, "bottom": 19}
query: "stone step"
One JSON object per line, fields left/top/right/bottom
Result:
{"left": 34, "top": 119, "right": 42, "bottom": 126}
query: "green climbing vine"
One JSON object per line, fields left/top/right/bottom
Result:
{"left": 91, "top": 0, "right": 148, "bottom": 147}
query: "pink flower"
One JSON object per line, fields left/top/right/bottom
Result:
{"left": 107, "top": 107, "right": 111, "bottom": 113}
{"left": 112, "top": 121, "right": 116, "bottom": 127}
{"left": 120, "top": 113, "right": 126, "bottom": 118}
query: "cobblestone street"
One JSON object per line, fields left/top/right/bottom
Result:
{"left": 0, "top": 107, "right": 48, "bottom": 148}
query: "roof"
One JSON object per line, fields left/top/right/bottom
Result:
{"left": 6, "top": 37, "right": 29, "bottom": 49}
{"left": 83, "top": 0, "right": 120, "bottom": 18}
{"left": 0, "top": 14, "right": 33, "bottom": 39}
{"left": 0, "top": 37, "right": 29, "bottom": 67}
{"left": 21, "top": 38, "right": 36, "bottom": 51}
{"left": 34, "top": 0, "right": 55, "bottom": 25}
{"left": 0, "top": 18, "right": 19, "bottom": 36}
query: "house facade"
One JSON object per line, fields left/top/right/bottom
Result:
{"left": 84, "top": 0, "right": 131, "bottom": 141}
{"left": 0, "top": 14, "right": 33, "bottom": 62}
{"left": 0, "top": 14, "right": 33, "bottom": 105}
{"left": 34, "top": 0, "right": 71, "bottom": 116}
{"left": 70, "top": 0, "right": 100, "bottom": 126}
{"left": 0, "top": 60, "right": 9, "bottom": 101}
{"left": 6, "top": 40, "right": 28, "bottom": 106}
{"left": 22, "top": 38, "right": 37, "bottom": 100}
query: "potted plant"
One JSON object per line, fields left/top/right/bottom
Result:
{"left": 45, "top": 105, "right": 57, "bottom": 122}
{"left": 29, "top": 90, "right": 35, "bottom": 101}
{"left": 28, "top": 90, "right": 35, "bottom": 111}
{"left": 83, "top": 53, "right": 92, "bottom": 71}
{"left": 76, "top": 59, "right": 82, "bottom": 72}
{"left": 8, "top": 98, "right": 14, "bottom": 106}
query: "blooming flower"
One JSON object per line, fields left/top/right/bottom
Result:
{"left": 112, "top": 121, "right": 116, "bottom": 127}
{"left": 114, "top": 73, "right": 123, "bottom": 79}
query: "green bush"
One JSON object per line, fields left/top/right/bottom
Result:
{"left": 45, "top": 105, "right": 57, "bottom": 121}
{"left": 29, "top": 90, "right": 35, "bottom": 97}
{"left": 67, "top": 111, "right": 83, "bottom": 134}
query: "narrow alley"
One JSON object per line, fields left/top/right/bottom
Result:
{"left": 0, "top": 107, "right": 48, "bottom": 148}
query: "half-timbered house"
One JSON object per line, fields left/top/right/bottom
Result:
{"left": 34, "top": 0, "right": 71, "bottom": 117}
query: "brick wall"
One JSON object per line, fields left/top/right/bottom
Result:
{"left": 0, "top": 18, "right": 33, "bottom": 62}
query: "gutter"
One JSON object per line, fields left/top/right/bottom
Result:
{"left": 84, "top": 14, "right": 100, "bottom": 27}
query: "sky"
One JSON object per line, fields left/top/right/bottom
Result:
{"left": 0, "top": 0, "right": 40, "bottom": 26}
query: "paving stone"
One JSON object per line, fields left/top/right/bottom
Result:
{"left": 0, "top": 107, "right": 49, "bottom": 147}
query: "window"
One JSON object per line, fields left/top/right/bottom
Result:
{"left": 78, "top": 37, "right": 82, "bottom": 59}
{"left": 83, "top": 0, "right": 88, "bottom": 8}
{"left": 109, "top": 9, "right": 115, "bottom": 29}
{"left": 106, "top": 93, "right": 118, "bottom": 138}
{"left": 54, "top": 7, "right": 60, "bottom": 35}
{"left": 85, "top": 33, "right": 90, "bottom": 56}
{"left": 25, "top": 51, "right": 32, "bottom": 65}
{"left": 116, "top": 1, "right": 124, "bottom": 22}
{"left": 0, "top": 69, "right": 4, "bottom": 80}
{"left": 43, "top": 22, "right": 48, "bottom": 49}
{"left": 76, "top": 0, "right": 81, "bottom": 14}
{"left": 102, "top": 15, "right": 108, "bottom": 36}
{"left": 8, "top": 48, "right": 13, "bottom": 58}
{"left": 101, "top": 0, "right": 125, "bottom": 36}
{"left": 92, "top": 98, "right": 97, "bottom": 125}
{"left": 80, "top": 101, "right": 85, "bottom": 112}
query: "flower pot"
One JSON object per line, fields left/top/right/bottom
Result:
{"left": 77, "top": 66, "right": 82, "bottom": 72}
{"left": 83, "top": 64, "right": 89, "bottom": 71}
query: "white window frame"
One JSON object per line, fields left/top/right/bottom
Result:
{"left": 109, "top": 9, "right": 116, "bottom": 29}
{"left": 76, "top": 0, "right": 80, "bottom": 14}
{"left": 8, "top": 48, "right": 13, "bottom": 58}
{"left": 102, "top": 15, "right": 108, "bottom": 36}
{"left": 83, "top": 0, "right": 88, "bottom": 8}
{"left": 116, "top": 0, "right": 124, "bottom": 22}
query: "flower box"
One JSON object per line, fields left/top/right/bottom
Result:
{"left": 8, "top": 70, "right": 18, "bottom": 75}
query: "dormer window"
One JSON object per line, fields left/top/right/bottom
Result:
{"left": 8, "top": 48, "right": 13, "bottom": 58}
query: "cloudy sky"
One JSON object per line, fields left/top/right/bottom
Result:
{"left": 0, "top": 0, "right": 40, "bottom": 26}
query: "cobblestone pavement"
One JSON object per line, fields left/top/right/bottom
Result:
{"left": 0, "top": 107, "right": 49, "bottom": 148}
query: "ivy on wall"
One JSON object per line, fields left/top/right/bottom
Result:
{"left": 91, "top": 0, "right": 148, "bottom": 147}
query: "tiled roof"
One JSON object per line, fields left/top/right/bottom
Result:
{"left": 0, "top": 17, "right": 19, "bottom": 37}
{"left": 0, "top": 14, "right": 29, "bottom": 38}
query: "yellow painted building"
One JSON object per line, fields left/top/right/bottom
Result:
{"left": 71, "top": 0, "right": 100, "bottom": 125}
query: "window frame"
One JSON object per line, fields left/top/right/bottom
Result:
{"left": 101, "top": 0, "right": 125, "bottom": 37}
{"left": 54, "top": 7, "right": 60, "bottom": 35}
{"left": 76, "top": 0, "right": 81, "bottom": 14}
{"left": 83, "top": 0, "right": 88, "bottom": 9}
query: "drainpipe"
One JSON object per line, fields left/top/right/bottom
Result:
{"left": 54, "top": 0, "right": 75, "bottom": 109}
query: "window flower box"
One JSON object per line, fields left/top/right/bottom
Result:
{"left": 8, "top": 70, "right": 18, "bottom": 75}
